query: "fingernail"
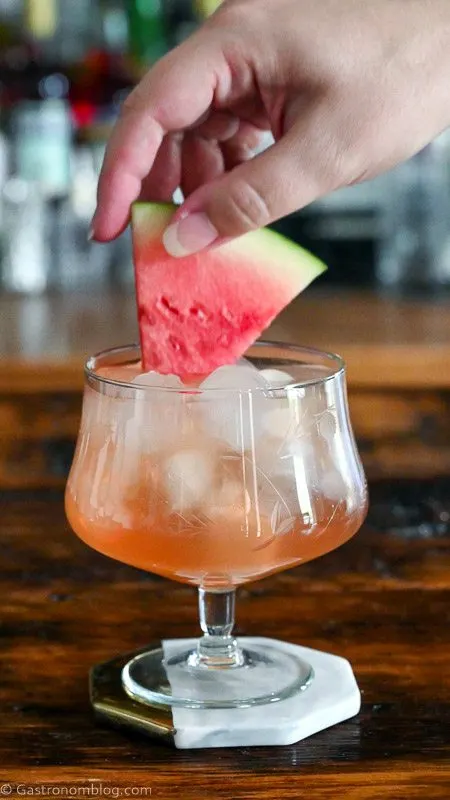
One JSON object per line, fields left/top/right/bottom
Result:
{"left": 87, "top": 225, "right": 94, "bottom": 242}
{"left": 163, "top": 213, "right": 218, "bottom": 258}
{"left": 254, "top": 131, "right": 275, "bottom": 155}
{"left": 242, "top": 132, "right": 275, "bottom": 160}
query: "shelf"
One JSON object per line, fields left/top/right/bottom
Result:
{"left": 2, "top": 287, "right": 450, "bottom": 391}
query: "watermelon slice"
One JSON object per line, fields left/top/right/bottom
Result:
{"left": 132, "top": 203, "right": 326, "bottom": 378}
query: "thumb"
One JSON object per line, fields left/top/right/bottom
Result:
{"left": 163, "top": 124, "right": 325, "bottom": 257}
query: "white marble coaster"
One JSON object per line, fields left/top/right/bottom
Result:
{"left": 162, "top": 637, "right": 360, "bottom": 749}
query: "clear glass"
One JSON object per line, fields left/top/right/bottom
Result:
{"left": 66, "top": 342, "right": 367, "bottom": 709}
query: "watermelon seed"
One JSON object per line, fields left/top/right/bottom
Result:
{"left": 189, "top": 305, "right": 209, "bottom": 323}
{"left": 159, "top": 296, "right": 180, "bottom": 316}
{"left": 221, "top": 307, "right": 234, "bottom": 324}
{"left": 168, "top": 335, "right": 187, "bottom": 356}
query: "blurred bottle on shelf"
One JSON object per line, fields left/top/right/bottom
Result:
{"left": 2, "top": 96, "right": 72, "bottom": 292}
{"left": 25, "top": 0, "right": 57, "bottom": 51}
{"left": 194, "top": 0, "right": 223, "bottom": 17}
{"left": 2, "top": 177, "right": 51, "bottom": 292}
{"left": 376, "top": 133, "right": 450, "bottom": 294}
{"left": 12, "top": 97, "right": 71, "bottom": 197}
{"left": 126, "top": 0, "right": 168, "bottom": 72}
{"left": 165, "top": 0, "right": 200, "bottom": 47}
{"left": 126, "top": 0, "right": 220, "bottom": 69}
{"left": 0, "top": 1, "right": 130, "bottom": 124}
{"left": 0, "top": 0, "right": 234, "bottom": 294}
{"left": 0, "top": 118, "right": 9, "bottom": 229}
{"left": 0, "top": 0, "right": 135, "bottom": 293}
{"left": 58, "top": 142, "right": 114, "bottom": 290}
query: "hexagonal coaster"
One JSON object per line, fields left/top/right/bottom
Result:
{"left": 90, "top": 637, "right": 360, "bottom": 749}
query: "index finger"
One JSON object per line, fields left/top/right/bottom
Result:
{"left": 92, "top": 35, "right": 225, "bottom": 241}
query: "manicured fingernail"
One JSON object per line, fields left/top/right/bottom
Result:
{"left": 163, "top": 213, "right": 218, "bottom": 258}
{"left": 254, "top": 131, "right": 275, "bottom": 155}
{"left": 244, "top": 132, "right": 275, "bottom": 160}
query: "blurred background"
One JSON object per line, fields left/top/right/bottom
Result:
{"left": 3, "top": 0, "right": 450, "bottom": 523}
{"left": 1, "top": 0, "right": 450, "bottom": 294}
{"left": 0, "top": 0, "right": 221, "bottom": 293}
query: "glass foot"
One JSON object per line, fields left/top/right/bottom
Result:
{"left": 121, "top": 641, "right": 314, "bottom": 709}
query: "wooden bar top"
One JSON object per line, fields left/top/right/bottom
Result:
{"left": 0, "top": 485, "right": 449, "bottom": 796}
{"left": 2, "top": 288, "right": 450, "bottom": 392}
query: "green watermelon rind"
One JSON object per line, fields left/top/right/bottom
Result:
{"left": 132, "top": 202, "right": 327, "bottom": 287}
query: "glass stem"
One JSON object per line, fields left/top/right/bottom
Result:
{"left": 188, "top": 588, "right": 245, "bottom": 669}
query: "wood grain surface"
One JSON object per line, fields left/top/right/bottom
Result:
{"left": 0, "top": 488, "right": 449, "bottom": 798}
{"left": 3, "top": 288, "right": 450, "bottom": 391}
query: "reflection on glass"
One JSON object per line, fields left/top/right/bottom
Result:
{"left": 66, "top": 342, "right": 367, "bottom": 710}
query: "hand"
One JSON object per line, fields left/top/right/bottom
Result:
{"left": 92, "top": 0, "right": 450, "bottom": 256}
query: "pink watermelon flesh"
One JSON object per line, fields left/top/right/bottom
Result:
{"left": 132, "top": 203, "right": 326, "bottom": 378}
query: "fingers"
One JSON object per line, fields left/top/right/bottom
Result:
{"left": 181, "top": 135, "right": 225, "bottom": 198}
{"left": 221, "top": 122, "right": 270, "bottom": 170}
{"left": 139, "top": 133, "right": 183, "bottom": 203}
{"left": 194, "top": 112, "right": 240, "bottom": 142}
{"left": 92, "top": 33, "right": 227, "bottom": 241}
{"left": 163, "top": 124, "right": 324, "bottom": 257}
{"left": 93, "top": 104, "right": 165, "bottom": 240}
{"left": 180, "top": 121, "right": 267, "bottom": 196}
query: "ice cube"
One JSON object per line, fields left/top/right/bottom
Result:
{"left": 128, "top": 371, "right": 186, "bottom": 453}
{"left": 320, "top": 470, "right": 346, "bottom": 501}
{"left": 200, "top": 364, "right": 270, "bottom": 392}
{"left": 260, "top": 368, "right": 294, "bottom": 387}
{"left": 254, "top": 462, "right": 301, "bottom": 528}
{"left": 285, "top": 436, "right": 315, "bottom": 462}
{"left": 318, "top": 410, "right": 337, "bottom": 442}
{"left": 199, "top": 365, "right": 271, "bottom": 451}
{"left": 164, "top": 449, "right": 215, "bottom": 513}
{"left": 261, "top": 404, "right": 295, "bottom": 441}
{"left": 132, "top": 371, "right": 183, "bottom": 389}
{"left": 258, "top": 370, "right": 306, "bottom": 446}
{"left": 254, "top": 420, "right": 319, "bottom": 529}
{"left": 206, "top": 480, "right": 251, "bottom": 522}
{"left": 237, "top": 357, "right": 259, "bottom": 370}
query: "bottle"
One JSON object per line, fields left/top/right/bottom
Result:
{"left": 2, "top": 177, "right": 51, "bottom": 293}
{"left": 25, "top": 0, "right": 97, "bottom": 65}
{"left": 165, "top": 0, "right": 198, "bottom": 48}
{"left": 194, "top": 0, "right": 223, "bottom": 18}
{"left": 25, "top": 0, "right": 58, "bottom": 46}
{"left": 376, "top": 134, "right": 450, "bottom": 293}
{"left": 0, "top": 121, "right": 9, "bottom": 233}
{"left": 126, "top": 0, "right": 169, "bottom": 70}
{"left": 11, "top": 97, "right": 72, "bottom": 199}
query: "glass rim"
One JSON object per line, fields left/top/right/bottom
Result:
{"left": 85, "top": 341, "right": 346, "bottom": 394}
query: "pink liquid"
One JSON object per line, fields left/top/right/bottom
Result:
{"left": 67, "top": 360, "right": 366, "bottom": 586}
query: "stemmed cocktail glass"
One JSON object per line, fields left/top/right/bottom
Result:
{"left": 66, "top": 342, "right": 367, "bottom": 709}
